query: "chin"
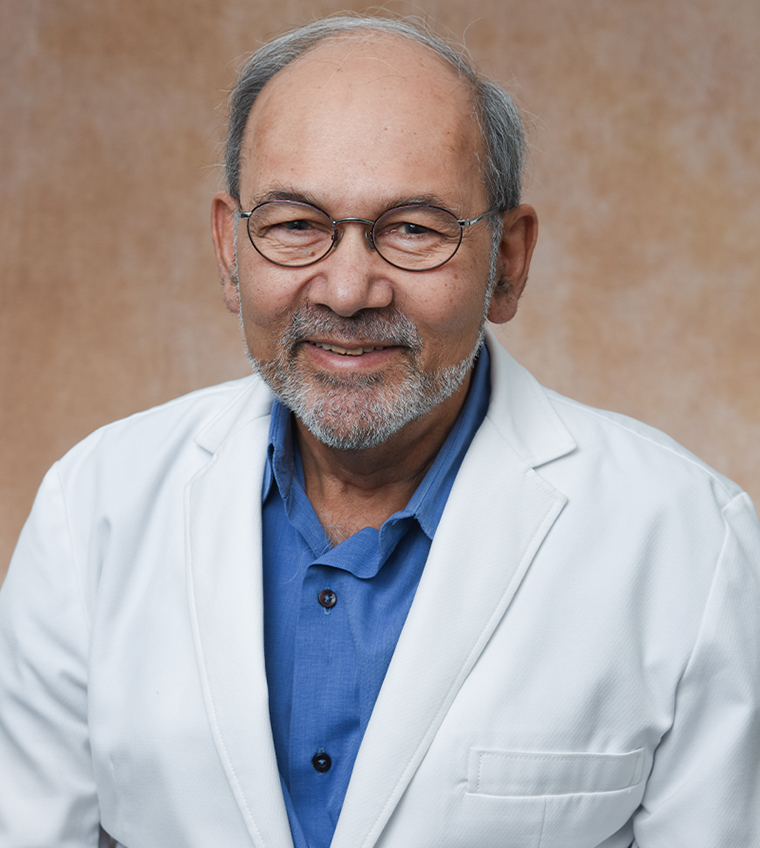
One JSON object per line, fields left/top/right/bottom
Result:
{"left": 251, "top": 339, "right": 482, "bottom": 451}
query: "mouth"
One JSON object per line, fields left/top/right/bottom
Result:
{"left": 286, "top": 304, "right": 424, "bottom": 362}
{"left": 312, "top": 342, "right": 390, "bottom": 357}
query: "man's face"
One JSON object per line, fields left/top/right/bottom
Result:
{"left": 213, "top": 34, "right": 529, "bottom": 450}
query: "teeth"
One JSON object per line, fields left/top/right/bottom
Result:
{"left": 315, "top": 342, "right": 385, "bottom": 356}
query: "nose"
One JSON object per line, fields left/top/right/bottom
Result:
{"left": 332, "top": 216, "right": 377, "bottom": 253}
{"left": 308, "top": 222, "right": 393, "bottom": 317}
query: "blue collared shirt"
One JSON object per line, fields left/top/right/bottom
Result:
{"left": 261, "top": 346, "right": 491, "bottom": 848}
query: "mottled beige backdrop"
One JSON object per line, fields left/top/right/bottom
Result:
{"left": 2, "top": 0, "right": 759, "bottom": 580}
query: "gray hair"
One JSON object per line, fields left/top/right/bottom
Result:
{"left": 223, "top": 15, "right": 526, "bottom": 212}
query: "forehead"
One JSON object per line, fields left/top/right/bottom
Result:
{"left": 238, "top": 33, "right": 487, "bottom": 210}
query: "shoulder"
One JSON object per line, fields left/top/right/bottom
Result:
{"left": 544, "top": 388, "right": 744, "bottom": 506}
{"left": 56, "top": 374, "right": 271, "bottom": 472}
{"left": 35, "top": 375, "right": 274, "bottom": 525}
{"left": 518, "top": 374, "right": 760, "bottom": 603}
{"left": 483, "top": 334, "right": 745, "bottom": 509}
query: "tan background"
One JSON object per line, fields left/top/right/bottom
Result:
{"left": 2, "top": 0, "right": 759, "bottom": 581}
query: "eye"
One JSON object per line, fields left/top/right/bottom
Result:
{"left": 376, "top": 218, "right": 440, "bottom": 241}
{"left": 374, "top": 206, "right": 461, "bottom": 245}
{"left": 279, "top": 218, "right": 319, "bottom": 232}
{"left": 394, "top": 221, "right": 432, "bottom": 236}
{"left": 250, "top": 203, "right": 334, "bottom": 247}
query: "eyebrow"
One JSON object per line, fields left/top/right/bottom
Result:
{"left": 247, "top": 189, "right": 459, "bottom": 216}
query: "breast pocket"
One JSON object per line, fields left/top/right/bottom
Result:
{"left": 466, "top": 748, "right": 646, "bottom": 848}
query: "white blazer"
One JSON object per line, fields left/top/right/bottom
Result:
{"left": 1, "top": 333, "right": 759, "bottom": 848}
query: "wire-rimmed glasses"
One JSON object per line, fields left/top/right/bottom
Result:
{"left": 238, "top": 200, "right": 501, "bottom": 272}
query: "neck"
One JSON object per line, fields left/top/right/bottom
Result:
{"left": 295, "top": 377, "right": 471, "bottom": 544}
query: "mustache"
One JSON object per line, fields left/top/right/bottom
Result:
{"left": 281, "top": 304, "right": 424, "bottom": 351}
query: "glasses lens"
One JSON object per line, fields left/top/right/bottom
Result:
{"left": 247, "top": 201, "right": 334, "bottom": 267}
{"left": 373, "top": 206, "right": 462, "bottom": 270}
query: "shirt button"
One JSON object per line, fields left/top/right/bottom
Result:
{"left": 312, "top": 752, "right": 332, "bottom": 772}
{"left": 318, "top": 589, "right": 337, "bottom": 609}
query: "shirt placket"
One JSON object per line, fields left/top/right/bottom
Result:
{"left": 287, "top": 563, "right": 361, "bottom": 842}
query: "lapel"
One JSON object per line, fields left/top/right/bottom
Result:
{"left": 185, "top": 380, "right": 294, "bottom": 848}
{"left": 331, "top": 334, "right": 576, "bottom": 848}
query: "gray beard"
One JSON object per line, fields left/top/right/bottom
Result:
{"left": 249, "top": 304, "right": 487, "bottom": 450}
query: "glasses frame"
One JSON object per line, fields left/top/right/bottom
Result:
{"left": 238, "top": 200, "right": 503, "bottom": 272}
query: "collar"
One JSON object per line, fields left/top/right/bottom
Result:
{"left": 262, "top": 345, "right": 492, "bottom": 543}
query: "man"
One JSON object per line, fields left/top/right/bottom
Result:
{"left": 1, "top": 14, "right": 759, "bottom": 848}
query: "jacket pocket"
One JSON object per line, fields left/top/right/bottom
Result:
{"left": 466, "top": 748, "right": 646, "bottom": 848}
{"left": 468, "top": 747, "right": 644, "bottom": 797}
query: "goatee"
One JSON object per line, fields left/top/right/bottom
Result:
{"left": 248, "top": 303, "right": 485, "bottom": 451}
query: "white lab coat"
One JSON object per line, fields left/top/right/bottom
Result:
{"left": 1, "top": 333, "right": 759, "bottom": 847}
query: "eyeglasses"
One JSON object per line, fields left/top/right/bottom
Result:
{"left": 238, "top": 200, "right": 501, "bottom": 272}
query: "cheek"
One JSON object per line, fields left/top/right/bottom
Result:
{"left": 239, "top": 287, "right": 286, "bottom": 327}
{"left": 413, "top": 256, "right": 492, "bottom": 341}
{"left": 235, "top": 273, "right": 301, "bottom": 362}
{"left": 237, "top": 257, "right": 301, "bottom": 328}
{"left": 409, "top": 289, "right": 489, "bottom": 368}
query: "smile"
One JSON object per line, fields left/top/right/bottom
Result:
{"left": 313, "top": 342, "right": 388, "bottom": 356}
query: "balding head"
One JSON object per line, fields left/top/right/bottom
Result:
{"left": 223, "top": 15, "right": 526, "bottom": 213}
{"left": 237, "top": 32, "right": 488, "bottom": 216}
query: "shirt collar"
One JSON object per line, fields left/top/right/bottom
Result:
{"left": 263, "top": 344, "right": 491, "bottom": 543}
{"left": 401, "top": 344, "right": 490, "bottom": 538}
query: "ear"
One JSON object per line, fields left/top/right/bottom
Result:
{"left": 211, "top": 191, "right": 242, "bottom": 314}
{"left": 487, "top": 204, "right": 539, "bottom": 325}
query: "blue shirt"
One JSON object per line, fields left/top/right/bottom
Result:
{"left": 261, "top": 346, "right": 491, "bottom": 848}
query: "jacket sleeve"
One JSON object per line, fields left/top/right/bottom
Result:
{"left": 0, "top": 464, "right": 101, "bottom": 847}
{"left": 633, "top": 492, "right": 760, "bottom": 847}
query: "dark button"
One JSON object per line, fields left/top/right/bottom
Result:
{"left": 312, "top": 752, "right": 332, "bottom": 772}
{"left": 318, "top": 589, "right": 337, "bottom": 609}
